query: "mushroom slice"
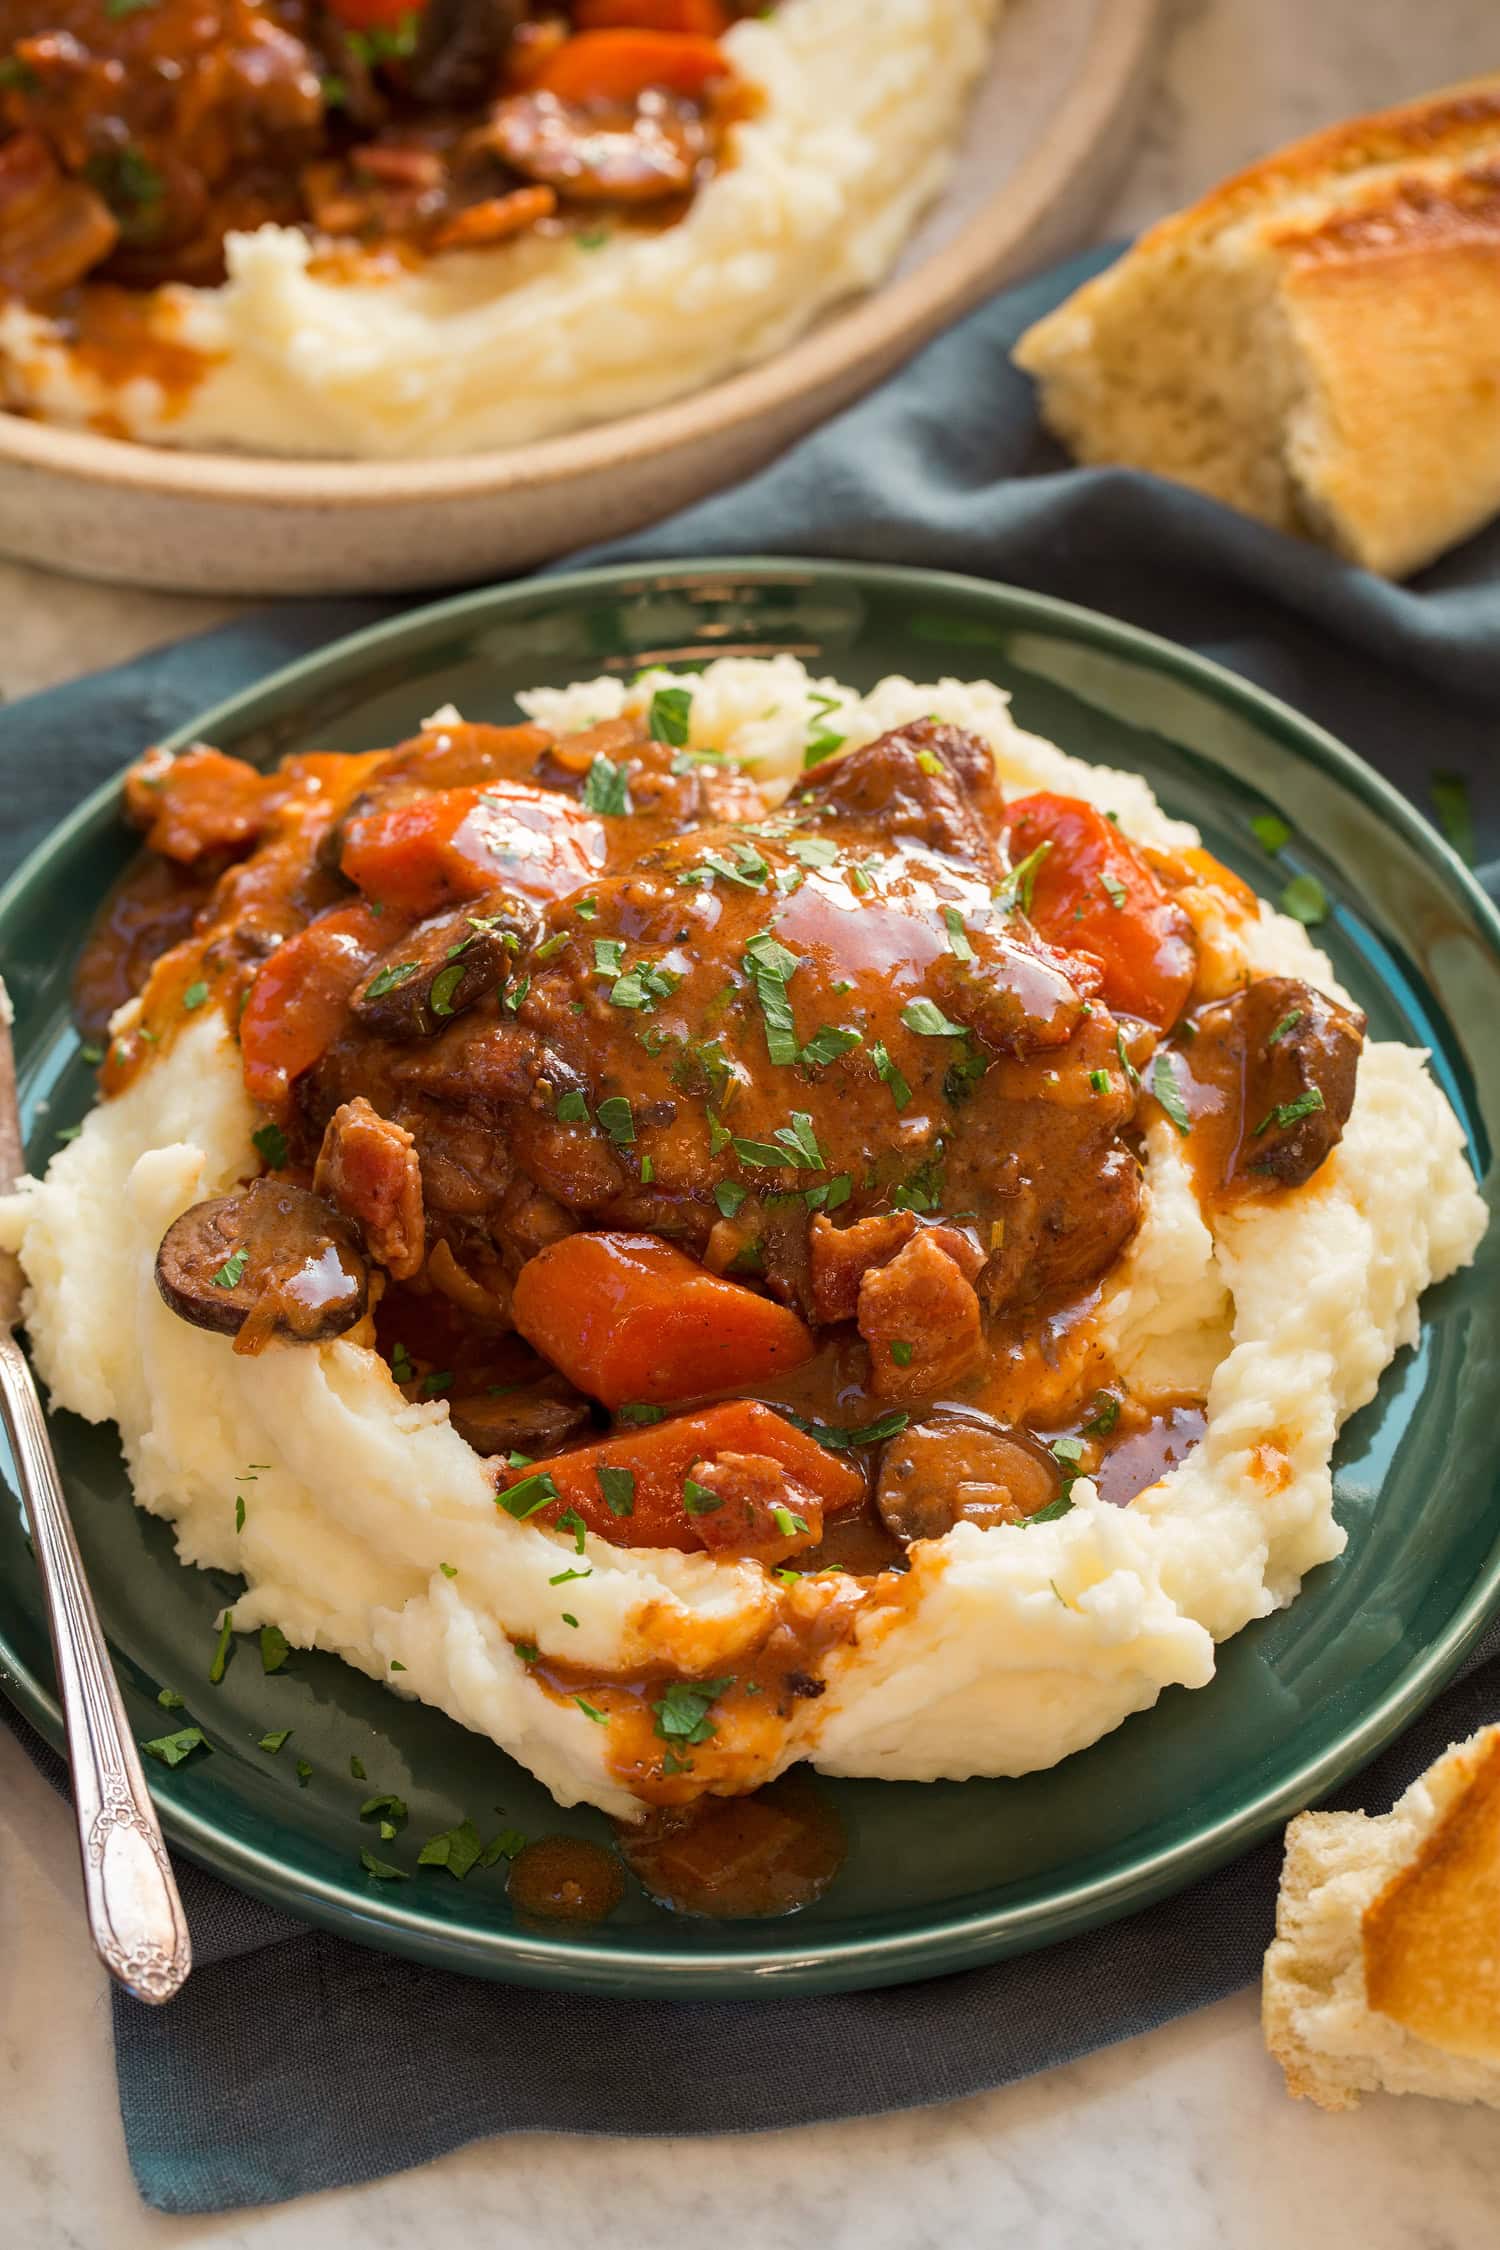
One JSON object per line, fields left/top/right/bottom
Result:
{"left": 875, "top": 1412, "right": 1061, "bottom": 1545}
{"left": 155, "top": 1178, "right": 367, "bottom": 1353}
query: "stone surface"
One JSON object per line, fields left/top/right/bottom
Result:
{"left": 6, "top": 2, "right": 1500, "bottom": 2237}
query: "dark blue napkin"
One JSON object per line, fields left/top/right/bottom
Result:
{"left": 6, "top": 245, "right": 1500, "bottom": 2214}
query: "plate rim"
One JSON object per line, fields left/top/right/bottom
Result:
{"left": 0, "top": 0, "right": 1160, "bottom": 508}
{"left": 3, "top": 553, "right": 1498, "bottom": 1998}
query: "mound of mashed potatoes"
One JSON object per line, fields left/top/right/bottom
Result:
{"left": 0, "top": 659, "right": 1486, "bottom": 1823}
{"left": 0, "top": 0, "right": 1000, "bottom": 459}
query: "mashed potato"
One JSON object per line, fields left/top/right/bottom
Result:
{"left": 0, "top": 0, "right": 1001, "bottom": 459}
{"left": 0, "top": 661, "right": 1485, "bottom": 1819}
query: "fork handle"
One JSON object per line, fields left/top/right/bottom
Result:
{"left": 0, "top": 1329, "right": 191, "bottom": 2003}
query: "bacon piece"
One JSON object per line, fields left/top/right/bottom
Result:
{"left": 858, "top": 1232, "right": 984, "bottom": 1402}
{"left": 809, "top": 1211, "right": 984, "bottom": 1325}
{"left": 313, "top": 1096, "right": 426, "bottom": 1280}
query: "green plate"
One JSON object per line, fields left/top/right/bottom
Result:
{"left": 2, "top": 561, "right": 1497, "bottom": 1997}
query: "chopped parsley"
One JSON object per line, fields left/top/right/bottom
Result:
{"left": 359, "top": 1851, "right": 408, "bottom": 1882}
{"left": 483, "top": 1829, "right": 527, "bottom": 1864}
{"left": 1025, "top": 1493, "right": 1075, "bottom": 1526}
{"left": 417, "top": 1820, "right": 483, "bottom": 1879}
{"left": 744, "top": 928, "right": 801, "bottom": 1066}
{"left": 360, "top": 1793, "right": 408, "bottom": 1831}
{"left": 597, "top": 1465, "right": 636, "bottom": 1518}
{"left": 942, "top": 906, "right": 975, "bottom": 961}
{"left": 596, "top": 1095, "right": 636, "bottom": 1147}
{"left": 251, "top": 1121, "right": 288, "bottom": 1169}
{"left": 1100, "top": 872, "right": 1128, "bottom": 910}
{"left": 210, "top": 1248, "right": 248, "bottom": 1290}
{"left": 260, "top": 1625, "right": 289, "bottom": 1675}
{"left": 1251, "top": 814, "right": 1292, "bottom": 854}
{"left": 890, "top": 1340, "right": 914, "bottom": 1367}
{"left": 1082, "top": 1390, "right": 1122, "bottom": 1437}
{"left": 800, "top": 1024, "right": 862, "bottom": 1068}
{"left": 182, "top": 979, "right": 209, "bottom": 1011}
{"left": 782, "top": 1408, "right": 909, "bottom": 1451}
{"left": 1253, "top": 1086, "right": 1326, "bottom": 1136}
{"left": 429, "top": 963, "right": 465, "bottom": 1017}
{"left": 617, "top": 1403, "right": 665, "bottom": 1426}
{"left": 365, "top": 960, "right": 420, "bottom": 1000}
{"left": 350, "top": 1755, "right": 367, "bottom": 1779}
{"left": 1088, "top": 1067, "right": 1110, "bottom": 1095}
{"left": 648, "top": 685, "right": 694, "bottom": 747}
{"left": 873, "top": 1040, "right": 912, "bottom": 1111}
{"left": 555, "top": 1088, "right": 590, "bottom": 1123}
{"left": 994, "top": 839, "right": 1053, "bottom": 917}
{"left": 901, "top": 998, "right": 967, "bottom": 1038}
{"left": 804, "top": 729, "right": 845, "bottom": 770}
{"left": 1150, "top": 1052, "right": 1192, "bottom": 1136}
{"left": 593, "top": 937, "right": 626, "bottom": 975}
{"left": 771, "top": 1506, "right": 809, "bottom": 1538}
{"left": 1279, "top": 872, "right": 1329, "bottom": 926}
{"left": 156, "top": 1687, "right": 184, "bottom": 1711}
{"left": 733, "top": 1136, "right": 794, "bottom": 1170}
{"left": 258, "top": 1729, "right": 292, "bottom": 1754}
{"left": 683, "top": 1477, "right": 724, "bottom": 1515}
{"left": 651, "top": 1677, "right": 734, "bottom": 1745}
{"left": 1116, "top": 1027, "right": 1141, "bottom": 1092}
{"left": 714, "top": 1180, "right": 748, "bottom": 1218}
{"left": 575, "top": 1697, "right": 609, "bottom": 1724}
{"left": 208, "top": 1615, "right": 235, "bottom": 1684}
{"left": 296, "top": 1760, "right": 313, "bottom": 1786}
{"left": 785, "top": 836, "right": 840, "bottom": 869}
{"left": 440, "top": 1562, "right": 458, "bottom": 1579}
{"left": 692, "top": 844, "right": 770, "bottom": 892}
{"left": 497, "top": 1469, "right": 561, "bottom": 1520}
{"left": 421, "top": 1369, "right": 453, "bottom": 1398}
{"left": 142, "top": 1726, "right": 208, "bottom": 1768}
{"left": 549, "top": 1567, "right": 592, "bottom": 1586}
{"left": 1266, "top": 1009, "right": 1304, "bottom": 1048}
{"left": 1431, "top": 772, "right": 1475, "bottom": 865}
{"left": 582, "top": 753, "right": 632, "bottom": 816}
{"left": 234, "top": 1494, "right": 246, "bottom": 1534}
{"left": 558, "top": 1508, "right": 588, "bottom": 1555}
{"left": 390, "top": 1340, "right": 415, "bottom": 1385}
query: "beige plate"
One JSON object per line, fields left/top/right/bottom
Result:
{"left": 0, "top": 0, "right": 1160, "bottom": 598}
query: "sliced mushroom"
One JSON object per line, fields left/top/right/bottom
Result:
{"left": 352, "top": 893, "right": 538, "bottom": 1038}
{"left": 486, "top": 91, "right": 708, "bottom": 203}
{"left": 1178, "top": 974, "right": 1366, "bottom": 1193}
{"left": 449, "top": 1382, "right": 593, "bottom": 1457}
{"left": 876, "top": 1411, "right": 1060, "bottom": 1545}
{"left": 155, "top": 1178, "right": 367, "bottom": 1351}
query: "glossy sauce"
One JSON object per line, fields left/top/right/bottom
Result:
{"left": 71, "top": 852, "right": 218, "bottom": 1043}
{"left": 616, "top": 1773, "right": 845, "bottom": 1919}
{"left": 1093, "top": 1401, "right": 1208, "bottom": 1508}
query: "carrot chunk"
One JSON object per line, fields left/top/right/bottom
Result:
{"left": 495, "top": 1400, "right": 864, "bottom": 1551}
{"left": 239, "top": 902, "right": 386, "bottom": 1115}
{"left": 511, "top": 1232, "right": 815, "bottom": 1406}
{"left": 339, "top": 781, "right": 607, "bottom": 916}
{"left": 1003, "top": 793, "right": 1196, "bottom": 1030}
{"left": 534, "top": 29, "right": 731, "bottom": 102}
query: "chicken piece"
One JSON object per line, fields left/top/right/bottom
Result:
{"left": 858, "top": 1231, "right": 984, "bottom": 1402}
{"left": 313, "top": 1096, "right": 426, "bottom": 1279}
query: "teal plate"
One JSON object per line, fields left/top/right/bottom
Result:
{"left": 2, "top": 561, "right": 1498, "bottom": 1997}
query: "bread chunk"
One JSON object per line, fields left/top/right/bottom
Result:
{"left": 1263, "top": 1725, "right": 1500, "bottom": 2109}
{"left": 1013, "top": 77, "right": 1500, "bottom": 579}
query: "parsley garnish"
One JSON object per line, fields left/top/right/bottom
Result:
{"left": 800, "top": 1024, "right": 861, "bottom": 1068}
{"left": 235, "top": 1495, "right": 246, "bottom": 1534}
{"left": 555, "top": 1089, "right": 589, "bottom": 1123}
{"left": 1088, "top": 1067, "right": 1110, "bottom": 1095}
{"left": 440, "top": 1562, "right": 458, "bottom": 1579}
{"left": 1253, "top": 1086, "right": 1326, "bottom": 1136}
{"left": 995, "top": 839, "right": 1053, "bottom": 917}
{"left": 365, "top": 961, "right": 419, "bottom": 1000}
{"left": 360, "top": 1850, "right": 408, "bottom": 1882}
{"left": 617, "top": 1403, "right": 665, "bottom": 1426}
{"left": 744, "top": 928, "right": 801, "bottom": 1066}
{"left": 575, "top": 1697, "right": 609, "bottom": 1724}
{"left": 901, "top": 998, "right": 967, "bottom": 1038}
{"left": 360, "top": 1793, "right": 408, "bottom": 1831}
{"left": 417, "top": 1819, "right": 483, "bottom": 1879}
{"left": 350, "top": 1755, "right": 367, "bottom": 1779}
{"left": 549, "top": 1567, "right": 592, "bottom": 1586}
{"left": 648, "top": 685, "right": 694, "bottom": 747}
{"left": 683, "top": 1477, "right": 724, "bottom": 1514}
{"left": 1150, "top": 1052, "right": 1192, "bottom": 1136}
{"left": 782, "top": 1408, "right": 909, "bottom": 1450}
{"left": 583, "top": 754, "right": 632, "bottom": 816}
{"left": 1266, "top": 1009, "right": 1304, "bottom": 1048}
{"left": 1116, "top": 1028, "right": 1141, "bottom": 1092}
{"left": 296, "top": 1760, "right": 313, "bottom": 1786}
{"left": 873, "top": 1040, "right": 912, "bottom": 1111}
{"left": 1279, "top": 872, "right": 1329, "bottom": 926}
{"left": 1100, "top": 872, "right": 1128, "bottom": 910}
{"left": 714, "top": 1180, "right": 747, "bottom": 1218}
{"left": 208, "top": 1615, "right": 235, "bottom": 1684}
{"left": 597, "top": 1465, "right": 635, "bottom": 1518}
{"left": 596, "top": 1095, "right": 636, "bottom": 1147}
{"left": 651, "top": 1677, "right": 734, "bottom": 1744}
{"left": 890, "top": 1340, "right": 914, "bottom": 1367}
{"left": 498, "top": 1469, "right": 561, "bottom": 1519}
{"left": 251, "top": 1121, "right": 288, "bottom": 1169}
{"left": 182, "top": 979, "right": 209, "bottom": 1011}
{"left": 1082, "top": 1390, "right": 1121, "bottom": 1437}
{"left": 429, "top": 963, "right": 464, "bottom": 1018}
{"left": 1025, "top": 1493, "right": 1075, "bottom": 1526}
{"left": 258, "top": 1729, "right": 292, "bottom": 1754}
{"left": 941, "top": 905, "right": 975, "bottom": 961}
{"left": 771, "top": 1506, "right": 809, "bottom": 1537}
{"left": 142, "top": 1726, "right": 208, "bottom": 1768}
{"left": 211, "top": 1248, "right": 248, "bottom": 1290}
{"left": 1251, "top": 814, "right": 1292, "bottom": 854}
{"left": 260, "top": 1625, "right": 289, "bottom": 1674}
{"left": 156, "top": 1687, "right": 184, "bottom": 1711}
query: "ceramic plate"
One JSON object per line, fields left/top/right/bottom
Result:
{"left": 0, "top": 0, "right": 1160, "bottom": 597}
{"left": 2, "top": 560, "right": 1497, "bottom": 1997}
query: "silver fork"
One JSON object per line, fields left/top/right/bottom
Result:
{"left": 0, "top": 983, "right": 190, "bottom": 2003}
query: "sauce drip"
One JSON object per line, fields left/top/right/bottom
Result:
{"left": 1093, "top": 1402, "right": 1207, "bottom": 1508}
{"left": 615, "top": 1773, "right": 845, "bottom": 1919}
{"left": 506, "top": 1835, "right": 625, "bottom": 1927}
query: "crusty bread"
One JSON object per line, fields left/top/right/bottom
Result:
{"left": 1013, "top": 78, "right": 1500, "bottom": 579}
{"left": 1263, "top": 1724, "right": 1500, "bottom": 2110}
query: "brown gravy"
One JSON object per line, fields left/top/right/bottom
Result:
{"left": 506, "top": 1835, "right": 625, "bottom": 1927}
{"left": 71, "top": 851, "right": 216, "bottom": 1044}
{"left": 1093, "top": 1403, "right": 1207, "bottom": 1508}
{"left": 616, "top": 1773, "right": 845, "bottom": 1919}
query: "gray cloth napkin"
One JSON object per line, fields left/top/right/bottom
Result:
{"left": 5, "top": 245, "right": 1500, "bottom": 2213}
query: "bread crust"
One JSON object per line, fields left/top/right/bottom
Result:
{"left": 1013, "top": 76, "right": 1500, "bottom": 578}
{"left": 1363, "top": 1731, "right": 1500, "bottom": 2063}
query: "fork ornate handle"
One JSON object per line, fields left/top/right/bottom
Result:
{"left": 0, "top": 1328, "right": 191, "bottom": 2003}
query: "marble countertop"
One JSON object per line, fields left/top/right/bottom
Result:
{"left": 5, "top": 0, "right": 1500, "bottom": 2239}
